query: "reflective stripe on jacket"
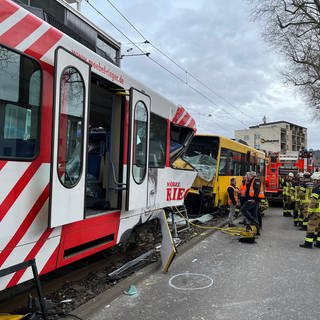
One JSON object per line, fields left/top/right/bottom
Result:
{"left": 239, "top": 183, "right": 246, "bottom": 197}
{"left": 249, "top": 178, "right": 265, "bottom": 199}
{"left": 228, "top": 185, "right": 239, "bottom": 205}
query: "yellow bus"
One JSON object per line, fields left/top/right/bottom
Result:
{"left": 184, "top": 135, "right": 265, "bottom": 216}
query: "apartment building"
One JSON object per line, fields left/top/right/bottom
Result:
{"left": 235, "top": 121, "right": 307, "bottom": 152}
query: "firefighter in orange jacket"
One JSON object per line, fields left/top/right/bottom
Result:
{"left": 238, "top": 176, "right": 247, "bottom": 225}
{"left": 241, "top": 171, "right": 263, "bottom": 234}
{"left": 239, "top": 176, "right": 247, "bottom": 207}
{"left": 227, "top": 177, "right": 239, "bottom": 227}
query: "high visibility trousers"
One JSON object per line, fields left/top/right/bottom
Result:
{"left": 306, "top": 212, "right": 320, "bottom": 234}
{"left": 298, "top": 204, "right": 306, "bottom": 226}
{"left": 282, "top": 195, "right": 287, "bottom": 209}
{"left": 301, "top": 233, "right": 314, "bottom": 248}
{"left": 315, "top": 231, "right": 320, "bottom": 248}
{"left": 293, "top": 202, "right": 300, "bottom": 226}
{"left": 283, "top": 200, "right": 291, "bottom": 216}
{"left": 300, "top": 217, "right": 309, "bottom": 231}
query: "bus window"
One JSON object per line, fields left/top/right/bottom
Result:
{"left": 250, "top": 155, "right": 258, "bottom": 172}
{"left": 218, "top": 148, "right": 243, "bottom": 176}
{"left": 218, "top": 148, "right": 230, "bottom": 176}
{"left": 240, "top": 154, "right": 246, "bottom": 175}
{"left": 231, "top": 150, "right": 242, "bottom": 176}
{"left": 0, "top": 45, "right": 41, "bottom": 159}
{"left": 258, "top": 158, "right": 265, "bottom": 176}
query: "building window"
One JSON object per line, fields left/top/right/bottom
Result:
{"left": 243, "top": 135, "right": 249, "bottom": 141}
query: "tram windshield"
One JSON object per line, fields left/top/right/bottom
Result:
{"left": 184, "top": 136, "right": 219, "bottom": 181}
{"left": 170, "top": 123, "right": 194, "bottom": 163}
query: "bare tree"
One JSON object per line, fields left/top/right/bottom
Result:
{"left": 251, "top": 0, "right": 320, "bottom": 114}
{"left": 0, "top": 47, "right": 19, "bottom": 70}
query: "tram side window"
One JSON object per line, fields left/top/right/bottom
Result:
{"left": 149, "top": 113, "right": 166, "bottom": 168}
{"left": 132, "top": 101, "right": 148, "bottom": 184}
{"left": 0, "top": 46, "right": 41, "bottom": 159}
{"left": 57, "top": 67, "right": 85, "bottom": 188}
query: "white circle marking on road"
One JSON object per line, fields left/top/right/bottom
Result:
{"left": 168, "top": 273, "right": 214, "bottom": 291}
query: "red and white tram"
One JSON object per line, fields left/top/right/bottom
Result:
{"left": 0, "top": 0, "right": 196, "bottom": 290}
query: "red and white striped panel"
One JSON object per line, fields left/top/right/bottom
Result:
{"left": 0, "top": 1, "right": 125, "bottom": 85}
{"left": 0, "top": 0, "right": 63, "bottom": 64}
{"left": 0, "top": 1, "right": 120, "bottom": 289}
{"left": 172, "top": 105, "right": 196, "bottom": 132}
{"left": 0, "top": 161, "right": 60, "bottom": 290}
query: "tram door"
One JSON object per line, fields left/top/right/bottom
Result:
{"left": 49, "top": 48, "right": 90, "bottom": 227}
{"left": 126, "top": 88, "right": 151, "bottom": 211}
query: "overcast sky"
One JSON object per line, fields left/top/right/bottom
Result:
{"left": 79, "top": 0, "right": 319, "bottom": 150}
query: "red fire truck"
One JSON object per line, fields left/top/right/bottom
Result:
{"left": 265, "top": 151, "right": 314, "bottom": 201}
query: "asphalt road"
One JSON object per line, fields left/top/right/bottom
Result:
{"left": 78, "top": 207, "right": 320, "bottom": 320}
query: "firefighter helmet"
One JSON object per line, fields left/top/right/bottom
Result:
{"left": 288, "top": 172, "right": 294, "bottom": 177}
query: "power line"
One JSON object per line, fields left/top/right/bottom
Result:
{"left": 85, "top": 0, "right": 224, "bottom": 109}
{"left": 97, "top": 0, "right": 285, "bottom": 150}
{"left": 101, "top": 0, "right": 261, "bottom": 125}
{"left": 84, "top": 0, "right": 279, "bottom": 149}
{"left": 85, "top": 3, "right": 230, "bottom": 135}
{"left": 85, "top": 1, "right": 242, "bottom": 121}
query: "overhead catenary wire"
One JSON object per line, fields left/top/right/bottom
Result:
{"left": 85, "top": 0, "right": 230, "bottom": 136}
{"left": 85, "top": 1, "right": 188, "bottom": 84}
{"left": 84, "top": 0, "right": 281, "bottom": 148}
{"left": 93, "top": 0, "right": 284, "bottom": 149}
{"left": 84, "top": 2, "right": 234, "bottom": 110}
{"left": 101, "top": 0, "right": 262, "bottom": 125}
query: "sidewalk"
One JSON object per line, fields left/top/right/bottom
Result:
{"left": 74, "top": 207, "right": 320, "bottom": 320}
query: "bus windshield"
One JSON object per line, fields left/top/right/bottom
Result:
{"left": 184, "top": 136, "right": 219, "bottom": 181}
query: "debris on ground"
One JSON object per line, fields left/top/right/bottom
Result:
{"left": 123, "top": 285, "right": 137, "bottom": 296}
